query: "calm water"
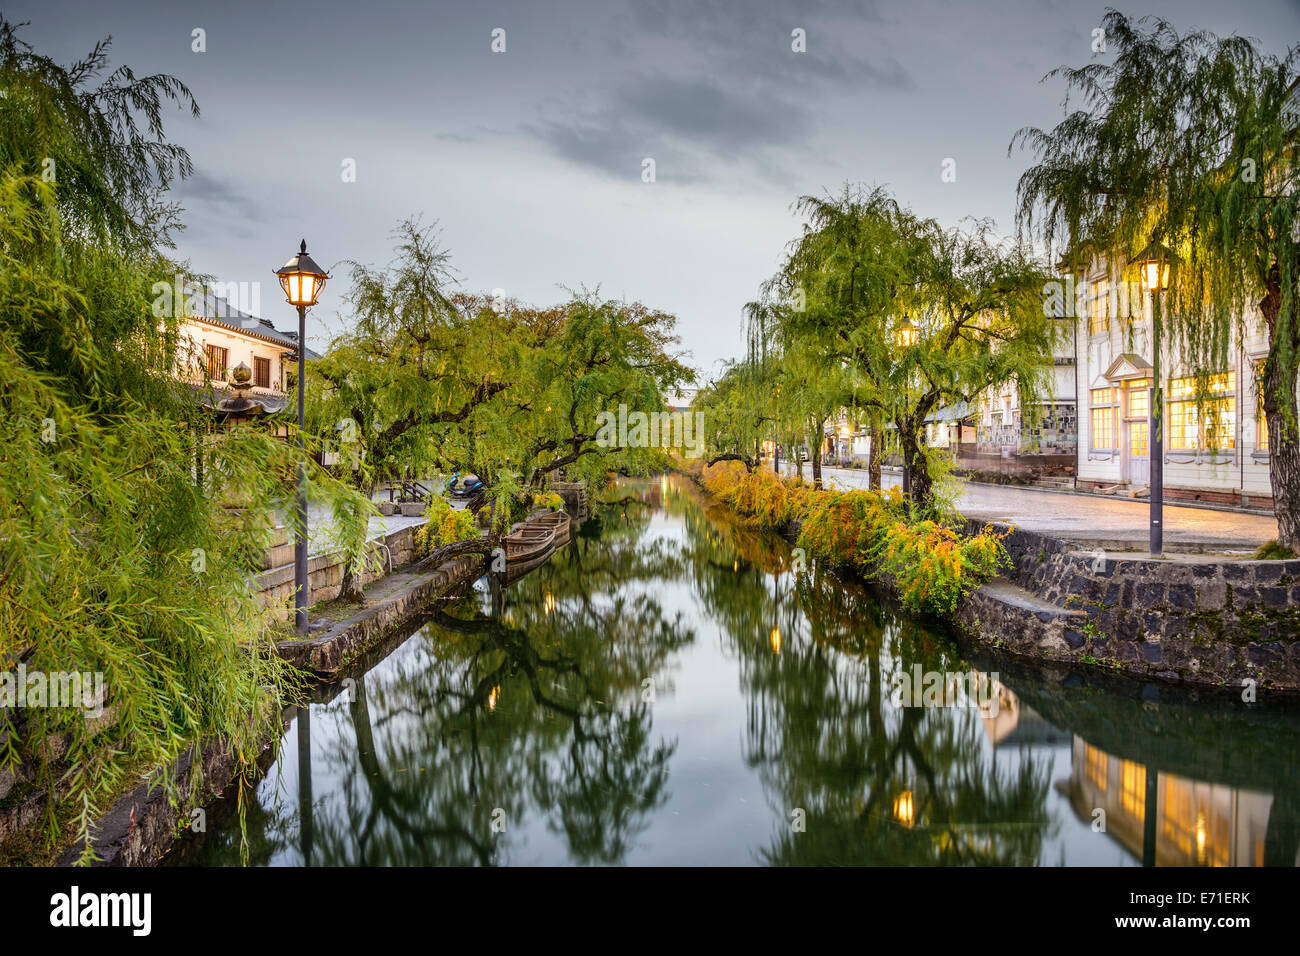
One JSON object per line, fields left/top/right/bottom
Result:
{"left": 173, "top": 476, "right": 1300, "bottom": 866}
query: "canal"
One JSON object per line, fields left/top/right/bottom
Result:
{"left": 172, "top": 475, "right": 1300, "bottom": 866}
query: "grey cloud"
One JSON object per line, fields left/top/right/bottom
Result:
{"left": 526, "top": 73, "right": 816, "bottom": 184}
{"left": 173, "top": 169, "right": 264, "bottom": 223}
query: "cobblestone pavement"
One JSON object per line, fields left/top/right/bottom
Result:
{"left": 780, "top": 462, "right": 1278, "bottom": 553}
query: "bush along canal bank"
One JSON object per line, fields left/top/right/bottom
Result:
{"left": 682, "top": 461, "right": 1300, "bottom": 693}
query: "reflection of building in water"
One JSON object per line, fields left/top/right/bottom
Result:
{"left": 1060, "top": 737, "right": 1273, "bottom": 866}
{"left": 979, "top": 682, "right": 1072, "bottom": 749}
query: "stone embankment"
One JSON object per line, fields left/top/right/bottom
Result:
{"left": 956, "top": 521, "right": 1300, "bottom": 691}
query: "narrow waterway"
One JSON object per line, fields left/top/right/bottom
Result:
{"left": 173, "top": 475, "right": 1300, "bottom": 866}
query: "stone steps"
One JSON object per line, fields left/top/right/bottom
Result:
{"left": 959, "top": 579, "right": 1091, "bottom": 655}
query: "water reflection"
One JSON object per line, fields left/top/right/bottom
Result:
{"left": 170, "top": 475, "right": 1300, "bottom": 867}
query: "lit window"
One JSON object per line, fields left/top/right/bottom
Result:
{"left": 1120, "top": 760, "right": 1145, "bottom": 819}
{"left": 1127, "top": 380, "right": 1150, "bottom": 419}
{"left": 1090, "top": 387, "right": 1118, "bottom": 450}
{"left": 1084, "top": 745, "right": 1107, "bottom": 792}
{"left": 1089, "top": 280, "right": 1110, "bottom": 336}
{"left": 1130, "top": 421, "right": 1148, "bottom": 457}
{"left": 1167, "top": 373, "right": 1235, "bottom": 451}
{"left": 253, "top": 355, "right": 272, "bottom": 389}
{"left": 1255, "top": 359, "right": 1269, "bottom": 452}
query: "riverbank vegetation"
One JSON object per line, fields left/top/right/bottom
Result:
{"left": 0, "top": 19, "right": 375, "bottom": 862}
{"left": 683, "top": 460, "right": 1009, "bottom": 616}
{"left": 694, "top": 184, "right": 1058, "bottom": 509}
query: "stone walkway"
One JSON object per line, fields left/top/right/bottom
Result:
{"left": 779, "top": 462, "right": 1278, "bottom": 553}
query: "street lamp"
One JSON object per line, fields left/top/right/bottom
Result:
{"left": 1133, "top": 241, "right": 1171, "bottom": 557}
{"left": 275, "top": 240, "right": 329, "bottom": 634}
{"left": 895, "top": 316, "right": 918, "bottom": 499}
{"left": 895, "top": 315, "right": 919, "bottom": 348}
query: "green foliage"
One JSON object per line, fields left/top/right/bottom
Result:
{"left": 690, "top": 461, "right": 1009, "bottom": 616}
{"left": 726, "top": 183, "right": 1059, "bottom": 506}
{"left": 411, "top": 497, "right": 480, "bottom": 559}
{"left": 531, "top": 491, "right": 566, "bottom": 512}
{"left": 309, "top": 219, "right": 694, "bottom": 510}
{"left": 1254, "top": 540, "right": 1297, "bottom": 560}
{"left": 0, "top": 20, "right": 370, "bottom": 862}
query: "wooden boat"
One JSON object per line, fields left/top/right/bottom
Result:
{"left": 503, "top": 524, "right": 555, "bottom": 565}
{"left": 526, "top": 509, "right": 571, "bottom": 547}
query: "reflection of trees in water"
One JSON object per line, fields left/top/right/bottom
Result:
{"left": 672, "top": 476, "right": 1055, "bottom": 865}
{"left": 295, "top": 496, "right": 692, "bottom": 866}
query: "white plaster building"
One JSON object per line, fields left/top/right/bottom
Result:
{"left": 1070, "top": 258, "right": 1280, "bottom": 509}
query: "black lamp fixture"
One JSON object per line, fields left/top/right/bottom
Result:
{"left": 1132, "top": 239, "right": 1174, "bottom": 556}
{"left": 275, "top": 240, "right": 330, "bottom": 634}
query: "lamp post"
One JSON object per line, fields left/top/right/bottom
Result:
{"left": 1134, "top": 241, "right": 1171, "bottom": 557}
{"left": 275, "top": 240, "right": 329, "bottom": 634}
{"left": 895, "top": 316, "right": 918, "bottom": 499}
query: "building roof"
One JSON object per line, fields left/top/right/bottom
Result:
{"left": 926, "top": 401, "right": 974, "bottom": 424}
{"left": 192, "top": 290, "right": 322, "bottom": 361}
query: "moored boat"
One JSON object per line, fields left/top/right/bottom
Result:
{"left": 527, "top": 509, "right": 571, "bottom": 547}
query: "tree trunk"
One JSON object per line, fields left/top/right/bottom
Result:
{"left": 899, "top": 417, "right": 932, "bottom": 513}
{"left": 811, "top": 417, "right": 825, "bottom": 489}
{"left": 1261, "top": 273, "right": 1300, "bottom": 552}
{"left": 339, "top": 563, "right": 366, "bottom": 604}
{"left": 868, "top": 415, "right": 882, "bottom": 491}
{"left": 707, "top": 452, "right": 755, "bottom": 472}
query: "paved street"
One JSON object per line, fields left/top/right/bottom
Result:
{"left": 780, "top": 462, "right": 1278, "bottom": 553}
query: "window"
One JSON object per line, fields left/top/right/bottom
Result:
{"left": 1120, "top": 760, "right": 1145, "bottom": 820}
{"left": 1090, "top": 387, "right": 1118, "bottom": 450}
{"left": 1126, "top": 380, "right": 1150, "bottom": 419}
{"left": 1255, "top": 359, "right": 1269, "bottom": 452}
{"left": 1167, "top": 373, "right": 1235, "bottom": 451}
{"left": 253, "top": 355, "right": 272, "bottom": 389}
{"left": 204, "top": 344, "right": 228, "bottom": 380}
{"left": 1130, "top": 421, "right": 1149, "bottom": 457}
{"left": 1084, "top": 745, "right": 1107, "bottom": 793}
{"left": 1089, "top": 280, "right": 1110, "bottom": 335}
{"left": 1161, "top": 776, "right": 1229, "bottom": 866}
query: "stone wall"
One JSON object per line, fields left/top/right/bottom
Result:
{"left": 252, "top": 522, "right": 422, "bottom": 618}
{"left": 958, "top": 519, "right": 1300, "bottom": 690}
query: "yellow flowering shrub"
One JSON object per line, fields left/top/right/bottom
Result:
{"left": 412, "top": 496, "right": 480, "bottom": 558}
{"left": 686, "top": 461, "right": 1008, "bottom": 616}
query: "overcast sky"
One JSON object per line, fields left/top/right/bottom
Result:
{"left": 7, "top": 0, "right": 1299, "bottom": 378}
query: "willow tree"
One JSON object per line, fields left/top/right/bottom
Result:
{"left": 0, "top": 18, "right": 367, "bottom": 861}
{"left": 694, "top": 357, "right": 777, "bottom": 473}
{"left": 499, "top": 294, "right": 694, "bottom": 489}
{"left": 1012, "top": 11, "right": 1300, "bottom": 548}
{"left": 312, "top": 224, "right": 693, "bottom": 515}
{"left": 776, "top": 185, "right": 904, "bottom": 491}
{"left": 308, "top": 219, "right": 512, "bottom": 492}
{"left": 770, "top": 185, "right": 1056, "bottom": 512}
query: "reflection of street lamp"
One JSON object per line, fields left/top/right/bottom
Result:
{"left": 1133, "top": 241, "right": 1171, "bottom": 556}
{"left": 893, "top": 790, "right": 916, "bottom": 828}
{"left": 275, "top": 240, "right": 329, "bottom": 634}
{"left": 895, "top": 317, "right": 918, "bottom": 499}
